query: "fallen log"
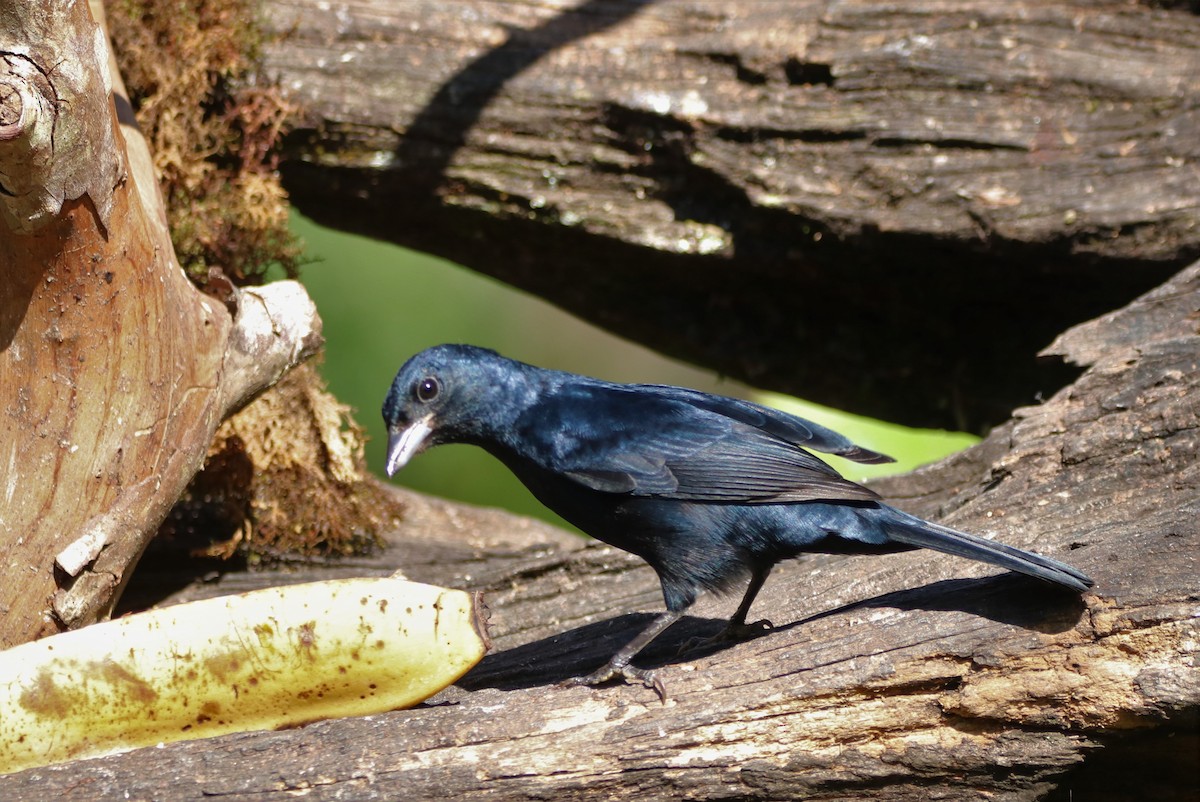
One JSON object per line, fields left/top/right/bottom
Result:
{"left": 7, "top": 260, "right": 1195, "bottom": 800}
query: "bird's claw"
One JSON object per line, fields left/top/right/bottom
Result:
{"left": 677, "top": 618, "right": 774, "bottom": 656}
{"left": 732, "top": 617, "right": 775, "bottom": 638}
{"left": 559, "top": 663, "right": 668, "bottom": 703}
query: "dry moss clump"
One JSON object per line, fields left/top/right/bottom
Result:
{"left": 160, "top": 364, "right": 396, "bottom": 558}
{"left": 107, "top": 0, "right": 302, "bottom": 287}
{"left": 107, "top": 1, "right": 399, "bottom": 558}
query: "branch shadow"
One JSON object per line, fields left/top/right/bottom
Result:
{"left": 392, "top": 0, "right": 659, "bottom": 200}
{"left": 458, "top": 572, "right": 1090, "bottom": 693}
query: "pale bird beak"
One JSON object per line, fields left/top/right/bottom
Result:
{"left": 385, "top": 416, "right": 433, "bottom": 476}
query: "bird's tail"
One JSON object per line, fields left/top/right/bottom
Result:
{"left": 880, "top": 508, "right": 1094, "bottom": 592}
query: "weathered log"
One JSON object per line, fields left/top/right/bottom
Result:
{"left": 7, "top": 260, "right": 1195, "bottom": 800}
{"left": 264, "top": 0, "right": 1200, "bottom": 431}
{"left": 0, "top": 2, "right": 321, "bottom": 647}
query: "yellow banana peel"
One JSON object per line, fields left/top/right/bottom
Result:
{"left": 0, "top": 575, "right": 489, "bottom": 775}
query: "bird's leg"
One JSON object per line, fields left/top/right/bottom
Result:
{"left": 677, "top": 565, "right": 774, "bottom": 656}
{"left": 725, "top": 564, "right": 774, "bottom": 637}
{"left": 560, "top": 608, "right": 684, "bottom": 702}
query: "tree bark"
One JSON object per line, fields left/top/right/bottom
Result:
{"left": 0, "top": 2, "right": 321, "bottom": 647}
{"left": 264, "top": 0, "right": 1200, "bottom": 431}
{"left": 7, "top": 260, "right": 1195, "bottom": 800}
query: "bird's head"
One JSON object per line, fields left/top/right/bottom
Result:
{"left": 381, "top": 344, "right": 528, "bottom": 477}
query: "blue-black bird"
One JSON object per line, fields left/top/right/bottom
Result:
{"left": 383, "top": 344, "right": 1093, "bottom": 697}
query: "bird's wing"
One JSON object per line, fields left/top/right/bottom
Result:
{"left": 645, "top": 385, "right": 895, "bottom": 465}
{"left": 515, "top": 383, "right": 883, "bottom": 504}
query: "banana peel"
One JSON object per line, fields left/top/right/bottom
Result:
{"left": 0, "top": 575, "right": 489, "bottom": 775}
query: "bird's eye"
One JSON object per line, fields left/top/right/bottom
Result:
{"left": 415, "top": 376, "right": 440, "bottom": 403}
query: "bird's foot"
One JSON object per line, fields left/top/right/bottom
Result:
{"left": 558, "top": 662, "right": 668, "bottom": 703}
{"left": 727, "top": 618, "right": 774, "bottom": 640}
{"left": 677, "top": 618, "right": 774, "bottom": 656}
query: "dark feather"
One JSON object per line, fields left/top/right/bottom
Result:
{"left": 514, "top": 382, "right": 882, "bottom": 504}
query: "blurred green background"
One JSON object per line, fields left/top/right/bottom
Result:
{"left": 291, "top": 213, "right": 977, "bottom": 529}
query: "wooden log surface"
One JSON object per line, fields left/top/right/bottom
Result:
{"left": 5, "top": 261, "right": 1195, "bottom": 799}
{"left": 264, "top": 0, "right": 1200, "bottom": 431}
